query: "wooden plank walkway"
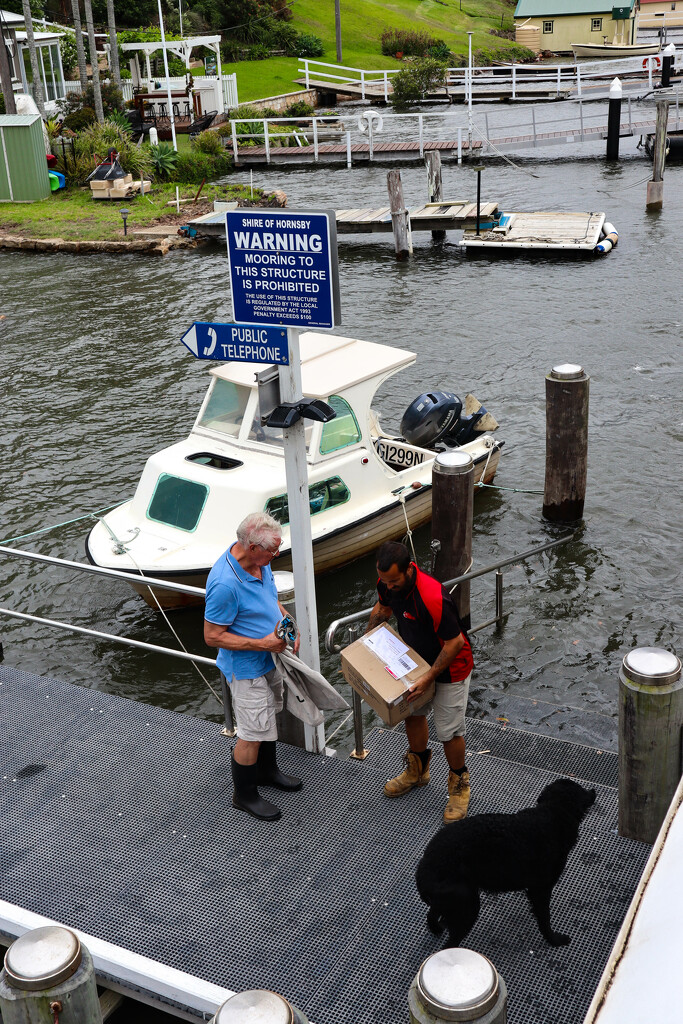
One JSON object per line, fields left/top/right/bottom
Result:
{"left": 336, "top": 201, "right": 499, "bottom": 233}
{"left": 231, "top": 117, "right": 657, "bottom": 167}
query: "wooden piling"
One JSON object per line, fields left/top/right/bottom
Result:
{"left": 387, "top": 169, "right": 413, "bottom": 260}
{"left": 431, "top": 452, "right": 473, "bottom": 631}
{"left": 425, "top": 151, "right": 446, "bottom": 241}
{"left": 646, "top": 99, "right": 670, "bottom": 209}
{"left": 618, "top": 647, "right": 682, "bottom": 843}
{"left": 542, "top": 364, "right": 589, "bottom": 523}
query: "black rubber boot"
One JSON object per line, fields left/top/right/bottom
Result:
{"left": 231, "top": 754, "right": 281, "bottom": 821}
{"left": 257, "top": 741, "right": 303, "bottom": 792}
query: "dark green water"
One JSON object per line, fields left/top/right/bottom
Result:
{"left": 0, "top": 147, "right": 681, "bottom": 755}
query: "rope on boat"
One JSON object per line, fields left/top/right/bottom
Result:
{"left": 396, "top": 488, "right": 417, "bottom": 562}
{"left": 0, "top": 502, "right": 125, "bottom": 545}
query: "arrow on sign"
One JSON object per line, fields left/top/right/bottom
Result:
{"left": 180, "top": 322, "right": 289, "bottom": 364}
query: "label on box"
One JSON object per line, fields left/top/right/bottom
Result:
{"left": 362, "top": 628, "right": 418, "bottom": 682}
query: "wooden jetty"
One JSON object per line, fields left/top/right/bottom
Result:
{"left": 0, "top": 663, "right": 651, "bottom": 1024}
{"left": 294, "top": 76, "right": 573, "bottom": 103}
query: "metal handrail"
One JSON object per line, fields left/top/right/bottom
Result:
{"left": 0, "top": 544, "right": 207, "bottom": 597}
{"left": 324, "top": 533, "right": 575, "bottom": 654}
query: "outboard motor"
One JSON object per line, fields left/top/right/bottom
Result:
{"left": 400, "top": 391, "right": 497, "bottom": 449}
{"left": 400, "top": 391, "right": 462, "bottom": 448}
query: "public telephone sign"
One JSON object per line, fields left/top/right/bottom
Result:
{"left": 225, "top": 209, "right": 341, "bottom": 330}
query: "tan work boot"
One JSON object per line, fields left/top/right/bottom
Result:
{"left": 444, "top": 768, "right": 470, "bottom": 822}
{"left": 384, "top": 749, "right": 432, "bottom": 798}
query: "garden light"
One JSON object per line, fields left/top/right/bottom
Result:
{"left": 120, "top": 208, "right": 130, "bottom": 236}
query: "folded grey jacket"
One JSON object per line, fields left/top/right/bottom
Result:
{"left": 274, "top": 649, "right": 350, "bottom": 726}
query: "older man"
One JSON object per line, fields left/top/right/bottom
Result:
{"left": 367, "top": 541, "right": 474, "bottom": 823}
{"left": 204, "top": 512, "right": 301, "bottom": 822}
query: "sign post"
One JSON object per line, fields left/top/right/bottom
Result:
{"left": 225, "top": 209, "right": 340, "bottom": 753}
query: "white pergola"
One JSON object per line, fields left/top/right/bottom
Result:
{"left": 120, "top": 35, "right": 222, "bottom": 93}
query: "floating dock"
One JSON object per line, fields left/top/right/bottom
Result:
{"left": 460, "top": 211, "right": 606, "bottom": 252}
{"left": 0, "top": 665, "right": 650, "bottom": 1023}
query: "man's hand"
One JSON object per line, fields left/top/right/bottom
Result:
{"left": 261, "top": 630, "right": 287, "bottom": 654}
{"left": 406, "top": 672, "right": 433, "bottom": 703}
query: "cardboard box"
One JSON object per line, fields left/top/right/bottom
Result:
{"left": 340, "top": 623, "right": 434, "bottom": 726}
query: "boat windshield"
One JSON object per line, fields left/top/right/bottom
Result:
{"left": 198, "top": 379, "right": 250, "bottom": 437}
{"left": 245, "top": 410, "right": 314, "bottom": 451}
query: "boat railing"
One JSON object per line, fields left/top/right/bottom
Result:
{"left": 324, "top": 533, "right": 575, "bottom": 759}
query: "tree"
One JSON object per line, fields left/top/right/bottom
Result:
{"left": 106, "top": 0, "right": 120, "bottom": 87}
{"left": 391, "top": 57, "right": 447, "bottom": 112}
{"left": 82, "top": 0, "right": 104, "bottom": 122}
{"left": 21, "top": 0, "right": 45, "bottom": 115}
{"left": 70, "top": 0, "right": 88, "bottom": 91}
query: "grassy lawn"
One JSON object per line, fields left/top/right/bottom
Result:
{"left": 0, "top": 183, "right": 262, "bottom": 242}
{"left": 217, "top": 0, "right": 519, "bottom": 102}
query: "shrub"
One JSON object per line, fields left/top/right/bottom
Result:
{"left": 58, "top": 82, "right": 125, "bottom": 119}
{"left": 284, "top": 100, "right": 315, "bottom": 118}
{"left": 427, "top": 40, "right": 452, "bottom": 62}
{"left": 75, "top": 120, "right": 153, "bottom": 181}
{"left": 296, "top": 34, "right": 324, "bottom": 58}
{"left": 60, "top": 30, "right": 79, "bottom": 77}
{"left": 380, "top": 28, "right": 439, "bottom": 57}
{"left": 193, "top": 130, "right": 223, "bottom": 155}
{"left": 171, "top": 149, "right": 231, "bottom": 183}
{"left": 391, "top": 57, "right": 447, "bottom": 111}
{"left": 247, "top": 43, "right": 271, "bottom": 60}
{"left": 63, "top": 107, "right": 97, "bottom": 132}
{"left": 149, "top": 141, "right": 179, "bottom": 177}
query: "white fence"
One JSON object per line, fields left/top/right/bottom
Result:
{"left": 62, "top": 74, "right": 238, "bottom": 111}
{"left": 299, "top": 52, "right": 683, "bottom": 102}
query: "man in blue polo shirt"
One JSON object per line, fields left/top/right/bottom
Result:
{"left": 204, "top": 511, "right": 301, "bottom": 822}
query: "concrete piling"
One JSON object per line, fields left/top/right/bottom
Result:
{"left": 409, "top": 948, "right": 507, "bottom": 1024}
{"left": 646, "top": 99, "right": 670, "bottom": 210}
{"left": 387, "top": 169, "right": 413, "bottom": 260}
{"left": 618, "top": 647, "right": 682, "bottom": 843}
{"left": 424, "top": 151, "right": 446, "bottom": 241}
{"left": 605, "top": 77, "right": 622, "bottom": 161}
{"left": 0, "top": 927, "right": 102, "bottom": 1024}
{"left": 431, "top": 451, "right": 474, "bottom": 631}
{"left": 542, "top": 364, "right": 589, "bottom": 523}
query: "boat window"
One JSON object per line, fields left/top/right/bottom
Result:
{"left": 198, "top": 379, "right": 250, "bottom": 437}
{"left": 319, "top": 396, "right": 361, "bottom": 454}
{"left": 185, "top": 453, "right": 243, "bottom": 470}
{"left": 265, "top": 476, "right": 350, "bottom": 526}
{"left": 147, "top": 474, "right": 209, "bottom": 532}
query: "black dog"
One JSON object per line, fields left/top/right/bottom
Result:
{"left": 415, "top": 779, "right": 596, "bottom": 948}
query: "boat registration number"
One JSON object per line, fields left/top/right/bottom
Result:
{"left": 376, "top": 439, "right": 428, "bottom": 469}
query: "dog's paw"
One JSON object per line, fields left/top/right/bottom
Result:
{"left": 426, "top": 908, "right": 444, "bottom": 934}
{"left": 548, "top": 932, "right": 571, "bottom": 947}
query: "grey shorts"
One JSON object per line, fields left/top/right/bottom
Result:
{"left": 412, "top": 672, "right": 472, "bottom": 742}
{"left": 223, "top": 667, "right": 283, "bottom": 742}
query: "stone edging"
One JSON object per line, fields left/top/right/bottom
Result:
{"left": 0, "top": 234, "right": 206, "bottom": 255}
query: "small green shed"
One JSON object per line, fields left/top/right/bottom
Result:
{"left": 0, "top": 114, "right": 51, "bottom": 202}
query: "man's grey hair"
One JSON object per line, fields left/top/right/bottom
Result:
{"left": 237, "top": 512, "right": 282, "bottom": 548}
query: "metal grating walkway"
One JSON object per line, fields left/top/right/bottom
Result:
{"left": 0, "top": 666, "right": 650, "bottom": 1024}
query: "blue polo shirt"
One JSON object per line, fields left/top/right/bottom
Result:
{"left": 204, "top": 544, "right": 281, "bottom": 680}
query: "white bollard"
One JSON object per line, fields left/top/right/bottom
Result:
{"left": 409, "top": 948, "right": 507, "bottom": 1023}
{"left": 0, "top": 927, "right": 102, "bottom": 1024}
{"left": 210, "top": 989, "right": 309, "bottom": 1024}
{"left": 149, "top": 126, "right": 158, "bottom": 146}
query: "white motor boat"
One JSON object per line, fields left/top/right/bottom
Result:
{"left": 86, "top": 332, "right": 503, "bottom": 609}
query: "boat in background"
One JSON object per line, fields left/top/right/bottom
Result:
{"left": 571, "top": 40, "right": 661, "bottom": 58}
{"left": 86, "top": 333, "right": 503, "bottom": 609}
